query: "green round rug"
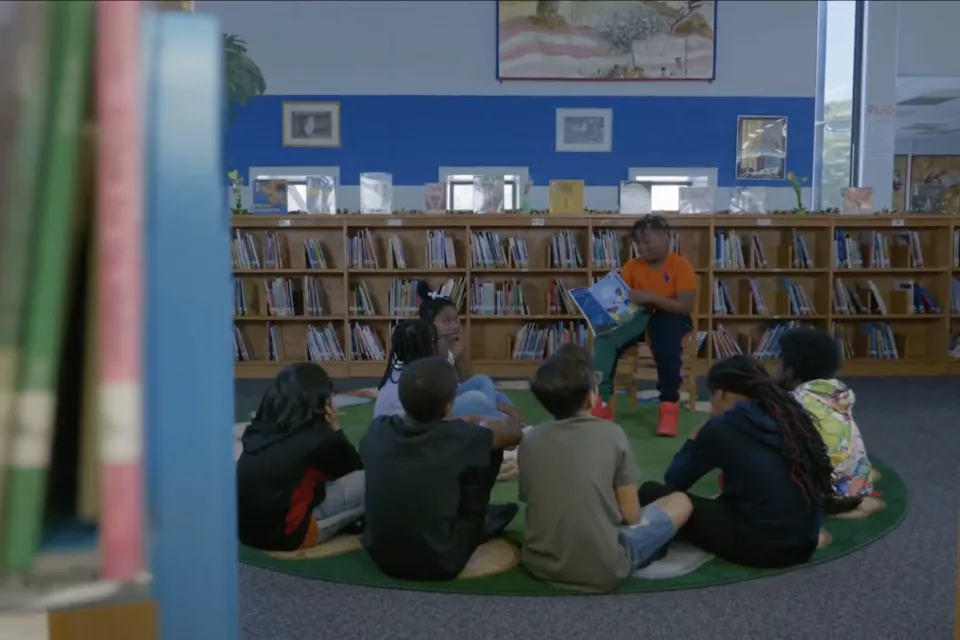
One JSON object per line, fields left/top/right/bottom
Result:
{"left": 239, "top": 390, "right": 908, "bottom": 595}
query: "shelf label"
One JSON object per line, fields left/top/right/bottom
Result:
{"left": 278, "top": 219, "right": 291, "bottom": 227}
{"left": 891, "top": 218, "right": 904, "bottom": 227}
{"left": 388, "top": 219, "right": 403, "bottom": 227}
{"left": 756, "top": 218, "right": 772, "bottom": 226}
{"left": 532, "top": 218, "right": 545, "bottom": 227}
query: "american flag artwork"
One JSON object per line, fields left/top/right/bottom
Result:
{"left": 496, "top": 1, "right": 716, "bottom": 81}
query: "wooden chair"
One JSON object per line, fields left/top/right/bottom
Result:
{"left": 613, "top": 277, "right": 703, "bottom": 410}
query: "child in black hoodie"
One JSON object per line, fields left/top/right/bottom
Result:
{"left": 639, "top": 355, "right": 834, "bottom": 568}
{"left": 237, "top": 363, "right": 364, "bottom": 551}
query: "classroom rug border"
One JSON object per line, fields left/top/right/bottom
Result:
{"left": 239, "top": 457, "right": 908, "bottom": 596}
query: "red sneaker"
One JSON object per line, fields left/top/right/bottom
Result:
{"left": 717, "top": 471, "right": 724, "bottom": 491}
{"left": 591, "top": 397, "right": 614, "bottom": 421}
{"left": 656, "top": 401, "right": 679, "bottom": 437}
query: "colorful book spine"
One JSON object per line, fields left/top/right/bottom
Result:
{"left": 96, "top": 0, "right": 145, "bottom": 581}
{"left": 2, "top": 1, "right": 95, "bottom": 573}
{"left": 0, "top": 1, "right": 51, "bottom": 553}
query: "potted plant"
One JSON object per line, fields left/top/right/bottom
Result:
{"left": 787, "top": 172, "right": 809, "bottom": 214}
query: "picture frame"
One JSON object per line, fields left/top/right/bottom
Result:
{"left": 556, "top": 108, "right": 612, "bottom": 153}
{"left": 735, "top": 116, "right": 787, "bottom": 181}
{"left": 282, "top": 101, "right": 341, "bottom": 148}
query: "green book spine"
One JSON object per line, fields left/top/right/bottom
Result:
{"left": 0, "top": 1, "right": 52, "bottom": 553}
{"left": 2, "top": 0, "right": 95, "bottom": 573}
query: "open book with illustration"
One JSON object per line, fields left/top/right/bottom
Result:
{"left": 569, "top": 271, "right": 643, "bottom": 335}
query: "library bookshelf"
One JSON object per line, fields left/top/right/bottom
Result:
{"left": 232, "top": 213, "right": 960, "bottom": 380}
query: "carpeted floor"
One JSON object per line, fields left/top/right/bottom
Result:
{"left": 234, "top": 376, "right": 960, "bottom": 640}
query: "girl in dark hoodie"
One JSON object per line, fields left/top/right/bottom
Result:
{"left": 639, "top": 355, "right": 834, "bottom": 568}
{"left": 237, "top": 363, "right": 364, "bottom": 552}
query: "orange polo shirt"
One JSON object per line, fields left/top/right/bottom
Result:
{"left": 621, "top": 253, "right": 697, "bottom": 305}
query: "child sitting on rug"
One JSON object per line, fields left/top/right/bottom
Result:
{"left": 361, "top": 357, "right": 524, "bottom": 581}
{"left": 519, "top": 344, "right": 692, "bottom": 593}
{"left": 778, "top": 327, "right": 875, "bottom": 502}
{"left": 236, "top": 363, "right": 364, "bottom": 552}
{"left": 373, "top": 319, "right": 502, "bottom": 421}
{"left": 417, "top": 281, "right": 523, "bottom": 421}
{"left": 591, "top": 215, "right": 697, "bottom": 437}
{"left": 640, "top": 355, "right": 831, "bottom": 569}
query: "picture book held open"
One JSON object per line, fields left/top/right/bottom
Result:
{"left": 569, "top": 271, "right": 643, "bottom": 335}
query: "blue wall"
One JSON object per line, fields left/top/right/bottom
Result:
{"left": 228, "top": 94, "right": 814, "bottom": 187}
{"left": 205, "top": 0, "right": 821, "bottom": 192}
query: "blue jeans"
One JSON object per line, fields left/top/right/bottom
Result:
{"left": 313, "top": 470, "right": 365, "bottom": 543}
{"left": 450, "top": 390, "right": 502, "bottom": 420}
{"left": 618, "top": 504, "right": 676, "bottom": 570}
{"left": 458, "top": 374, "right": 512, "bottom": 408}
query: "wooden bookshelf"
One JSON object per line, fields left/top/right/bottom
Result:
{"left": 232, "top": 214, "right": 960, "bottom": 379}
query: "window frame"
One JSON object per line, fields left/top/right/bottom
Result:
{"left": 438, "top": 166, "right": 529, "bottom": 213}
{"left": 626, "top": 167, "right": 718, "bottom": 212}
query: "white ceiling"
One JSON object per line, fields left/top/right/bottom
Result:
{"left": 896, "top": 76, "right": 960, "bottom": 137}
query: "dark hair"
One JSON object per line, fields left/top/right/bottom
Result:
{"left": 631, "top": 214, "right": 670, "bottom": 236}
{"left": 253, "top": 362, "right": 334, "bottom": 434}
{"left": 378, "top": 319, "right": 438, "bottom": 389}
{"left": 530, "top": 345, "right": 595, "bottom": 420}
{"left": 398, "top": 356, "right": 459, "bottom": 423}
{"left": 552, "top": 341, "right": 592, "bottom": 368}
{"left": 707, "top": 355, "right": 834, "bottom": 506}
{"left": 417, "top": 280, "right": 456, "bottom": 323}
{"left": 780, "top": 327, "right": 841, "bottom": 383}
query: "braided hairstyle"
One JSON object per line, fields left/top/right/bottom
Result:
{"left": 707, "top": 355, "right": 834, "bottom": 506}
{"left": 377, "top": 319, "right": 439, "bottom": 389}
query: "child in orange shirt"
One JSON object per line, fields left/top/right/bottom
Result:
{"left": 591, "top": 215, "right": 698, "bottom": 437}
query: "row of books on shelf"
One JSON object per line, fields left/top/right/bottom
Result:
{"left": 835, "top": 230, "right": 924, "bottom": 268}
{"left": 713, "top": 279, "right": 815, "bottom": 316}
{"left": 712, "top": 321, "right": 902, "bottom": 360}
{"left": 713, "top": 230, "right": 813, "bottom": 269}
{"left": 236, "top": 275, "right": 958, "bottom": 319}
{"left": 234, "top": 227, "right": 954, "bottom": 273}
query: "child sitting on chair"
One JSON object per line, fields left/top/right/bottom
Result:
{"left": 778, "top": 327, "right": 875, "bottom": 503}
{"left": 519, "top": 344, "right": 692, "bottom": 593}
{"left": 236, "top": 363, "right": 364, "bottom": 552}
{"left": 361, "top": 357, "right": 524, "bottom": 581}
{"left": 591, "top": 215, "right": 698, "bottom": 437}
{"left": 416, "top": 281, "right": 523, "bottom": 421}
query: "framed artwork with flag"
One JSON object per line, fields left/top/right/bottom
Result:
{"left": 496, "top": 0, "right": 717, "bottom": 81}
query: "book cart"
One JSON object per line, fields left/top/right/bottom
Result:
{"left": 232, "top": 213, "right": 960, "bottom": 380}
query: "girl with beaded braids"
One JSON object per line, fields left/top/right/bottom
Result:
{"left": 372, "top": 319, "right": 501, "bottom": 421}
{"left": 416, "top": 281, "right": 523, "bottom": 422}
{"left": 638, "top": 355, "right": 832, "bottom": 568}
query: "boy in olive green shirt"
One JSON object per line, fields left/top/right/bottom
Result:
{"left": 518, "top": 344, "right": 692, "bottom": 593}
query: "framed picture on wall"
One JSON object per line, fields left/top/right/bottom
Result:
{"left": 556, "top": 108, "right": 613, "bottom": 153}
{"left": 282, "top": 101, "right": 341, "bottom": 148}
{"left": 735, "top": 115, "right": 787, "bottom": 180}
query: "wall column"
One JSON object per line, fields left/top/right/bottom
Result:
{"left": 856, "top": 0, "right": 899, "bottom": 210}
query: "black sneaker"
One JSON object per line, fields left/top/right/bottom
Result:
{"left": 484, "top": 503, "right": 519, "bottom": 538}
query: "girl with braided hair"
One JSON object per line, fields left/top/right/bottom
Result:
{"left": 638, "top": 355, "right": 832, "bottom": 568}
{"left": 416, "top": 281, "right": 523, "bottom": 422}
{"left": 372, "top": 319, "right": 500, "bottom": 421}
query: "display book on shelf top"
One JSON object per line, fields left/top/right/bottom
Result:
{"left": 230, "top": 213, "right": 960, "bottom": 379}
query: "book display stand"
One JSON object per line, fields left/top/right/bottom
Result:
{"left": 233, "top": 213, "right": 960, "bottom": 378}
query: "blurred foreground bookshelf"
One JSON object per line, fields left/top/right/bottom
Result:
{"left": 233, "top": 213, "right": 960, "bottom": 379}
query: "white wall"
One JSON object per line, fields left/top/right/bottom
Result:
{"left": 896, "top": 137, "right": 960, "bottom": 155}
{"left": 201, "top": 0, "right": 818, "bottom": 97}
{"left": 897, "top": 1, "right": 960, "bottom": 77}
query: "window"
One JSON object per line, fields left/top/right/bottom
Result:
{"left": 439, "top": 166, "right": 529, "bottom": 212}
{"left": 248, "top": 166, "right": 340, "bottom": 212}
{"left": 627, "top": 168, "right": 717, "bottom": 212}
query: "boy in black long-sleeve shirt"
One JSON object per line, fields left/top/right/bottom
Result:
{"left": 360, "top": 357, "right": 523, "bottom": 581}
